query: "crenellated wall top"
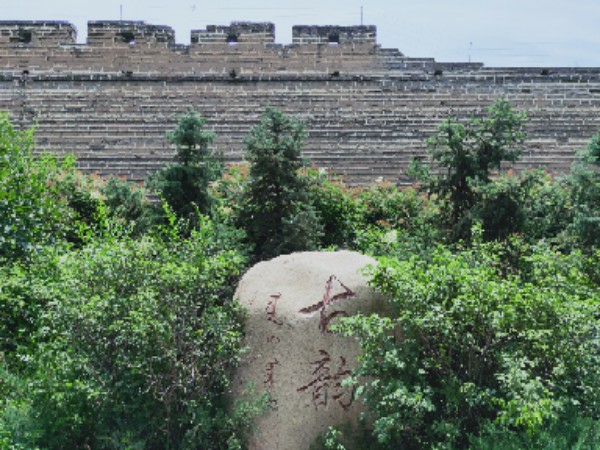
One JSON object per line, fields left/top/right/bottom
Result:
{"left": 292, "top": 25, "right": 376, "bottom": 45}
{"left": 0, "top": 20, "right": 377, "bottom": 48}
{"left": 0, "top": 20, "right": 77, "bottom": 45}
{"left": 3, "top": 19, "right": 599, "bottom": 77}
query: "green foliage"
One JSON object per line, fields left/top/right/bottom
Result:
{"left": 239, "top": 107, "right": 323, "bottom": 259}
{"left": 518, "top": 170, "right": 572, "bottom": 243}
{"left": 58, "top": 171, "right": 105, "bottom": 227}
{"left": 305, "top": 169, "right": 359, "bottom": 248}
{"left": 423, "top": 99, "right": 527, "bottom": 240}
{"left": 0, "top": 113, "right": 76, "bottom": 260}
{"left": 1, "top": 216, "right": 254, "bottom": 449}
{"left": 471, "top": 173, "right": 525, "bottom": 241}
{"left": 101, "top": 177, "right": 152, "bottom": 235}
{"left": 567, "top": 130, "right": 600, "bottom": 249}
{"left": 0, "top": 248, "right": 63, "bottom": 366}
{"left": 148, "top": 110, "right": 222, "bottom": 223}
{"left": 583, "top": 130, "right": 600, "bottom": 165}
{"left": 351, "top": 183, "right": 441, "bottom": 257}
{"left": 356, "top": 183, "right": 425, "bottom": 231}
{"left": 4, "top": 105, "right": 600, "bottom": 450}
{"left": 166, "top": 109, "right": 216, "bottom": 167}
{"left": 470, "top": 411, "right": 599, "bottom": 449}
{"left": 336, "top": 238, "right": 599, "bottom": 449}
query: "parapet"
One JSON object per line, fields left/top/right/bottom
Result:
{"left": 292, "top": 25, "right": 377, "bottom": 45}
{"left": 191, "top": 22, "right": 275, "bottom": 44}
{"left": 87, "top": 21, "right": 175, "bottom": 47}
{"left": 0, "top": 21, "right": 76, "bottom": 45}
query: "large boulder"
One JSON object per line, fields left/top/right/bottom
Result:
{"left": 232, "top": 251, "right": 384, "bottom": 450}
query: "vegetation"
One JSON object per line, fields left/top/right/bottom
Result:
{"left": 147, "top": 109, "right": 222, "bottom": 225}
{"left": 411, "top": 98, "right": 527, "bottom": 240}
{"left": 0, "top": 112, "right": 78, "bottom": 260}
{"left": 236, "top": 107, "right": 323, "bottom": 260}
{"left": 336, "top": 235, "right": 599, "bottom": 449}
{"left": 1, "top": 101, "right": 598, "bottom": 449}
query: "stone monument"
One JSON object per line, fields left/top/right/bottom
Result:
{"left": 232, "top": 250, "right": 384, "bottom": 449}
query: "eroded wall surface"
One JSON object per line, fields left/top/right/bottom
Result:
{"left": 1, "top": 20, "right": 598, "bottom": 183}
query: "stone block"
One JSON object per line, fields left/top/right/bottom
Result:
{"left": 232, "top": 251, "right": 385, "bottom": 449}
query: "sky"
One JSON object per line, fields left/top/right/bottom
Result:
{"left": 3, "top": 0, "right": 600, "bottom": 67}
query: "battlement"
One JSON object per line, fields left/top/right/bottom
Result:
{"left": 292, "top": 25, "right": 377, "bottom": 45}
{"left": 0, "top": 21, "right": 76, "bottom": 45}
{"left": 191, "top": 22, "right": 275, "bottom": 45}
{"left": 0, "top": 19, "right": 598, "bottom": 186}
{"left": 87, "top": 21, "right": 175, "bottom": 47}
{"left": 0, "top": 20, "right": 385, "bottom": 75}
{"left": 0, "top": 21, "right": 377, "bottom": 49}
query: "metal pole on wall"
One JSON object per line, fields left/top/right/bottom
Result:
{"left": 120, "top": 4, "right": 123, "bottom": 21}
{"left": 361, "top": 6, "right": 363, "bottom": 25}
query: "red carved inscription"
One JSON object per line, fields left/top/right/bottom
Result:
{"left": 264, "top": 359, "right": 280, "bottom": 386}
{"left": 297, "top": 350, "right": 354, "bottom": 410}
{"left": 299, "top": 275, "right": 355, "bottom": 333}
{"left": 266, "top": 293, "right": 283, "bottom": 326}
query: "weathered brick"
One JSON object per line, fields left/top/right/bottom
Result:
{"left": 0, "top": 20, "right": 598, "bottom": 184}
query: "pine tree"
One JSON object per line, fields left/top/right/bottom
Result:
{"left": 240, "top": 107, "right": 322, "bottom": 259}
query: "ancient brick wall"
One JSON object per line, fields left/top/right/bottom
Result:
{"left": 0, "top": 20, "right": 599, "bottom": 184}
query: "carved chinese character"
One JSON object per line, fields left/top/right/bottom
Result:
{"left": 264, "top": 358, "right": 280, "bottom": 386}
{"left": 299, "top": 275, "right": 355, "bottom": 332}
{"left": 266, "top": 335, "right": 281, "bottom": 344}
{"left": 297, "top": 350, "right": 354, "bottom": 410}
{"left": 266, "top": 293, "right": 283, "bottom": 326}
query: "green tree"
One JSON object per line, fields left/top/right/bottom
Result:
{"left": 568, "top": 130, "right": 600, "bottom": 249}
{"left": 0, "top": 112, "right": 76, "bottom": 261}
{"left": 240, "top": 107, "right": 323, "bottom": 260}
{"left": 336, "top": 237, "right": 599, "bottom": 449}
{"left": 148, "top": 109, "right": 221, "bottom": 223}
{"left": 1, "top": 217, "right": 259, "bottom": 449}
{"left": 101, "top": 177, "right": 152, "bottom": 235}
{"left": 419, "top": 99, "right": 527, "bottom": 239}
{"left": 305, "top": 169, "right": 359, "bottom": 248}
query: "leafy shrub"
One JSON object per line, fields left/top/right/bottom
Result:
{"left": 355, "top": 183, "right": 425, "bottom": 231}
{"left": 567, "top": 131, "right": 600, "bottom": 249}
{"left": 0, "top": 112, "right": 76, "bottom": 260}
{"left": 471, "top": 173, "right": 526, "bottom": 241}
{"left": 518, "top": 170, "right": 572, "bottom": 243}
{"left": 101, "top": 177, "right": 153, "bottom": 235}
{"left": 305, "top": 169, "right": 359, "bottom": 248}
{"left": 0, "top": 249, "right": 63, "bottom": 366}
{"left": 336, "top": 237, "right": 599, "bottom": 449}
{"left": 1, "top": 217, "right": 254, "bottom": 449}
{"left": 416, "top": 99, "right": 527, "bottom": 240}
{"left": 351, "top": 183, "right": 441, "bottom": 257}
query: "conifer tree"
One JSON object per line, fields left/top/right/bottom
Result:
{"left": 240, "top": 107, "right": 322, "bottom": 259}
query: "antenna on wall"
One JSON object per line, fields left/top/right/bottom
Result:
{"left": 360, "top": 6, "right": 364, "bottom": 25}
{"left": 120, "top": 4, "right": 123, "bottom": 21}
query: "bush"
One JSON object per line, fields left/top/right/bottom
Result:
{"left": 0, "top": 112, "right": 76, "bottom": 261}
{"left": 351, "top": 183, "right": 441, "bottom": 257}
{"left": 567, "top": 131, "right": 600, "bottom": 249}
{"left": 518, "top": 170, "right": 572, "bottom": 243}
{"left": 305, "top": 169, "right": 359, "bottom": 248}
{"left": 1, "top": 217, "right": 254, "bottom": 449}
{"left": 417, "top": 99, "right": 527, "bottom": 240}
{"left": 102, "top": 177, "right": 153, "bottom": 235}
{"left": 336, "top": 236, "right": 599, "bottom": 449}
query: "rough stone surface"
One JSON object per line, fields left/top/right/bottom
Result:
{"left": 232, "top": 251, "right": 383, "bottom": 450}
{"left": 0, "top": 20, "right": 599, "bottom": 184}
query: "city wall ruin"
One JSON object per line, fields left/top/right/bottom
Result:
{"left": 1, "top": 20, "right": 599, "bottom": 184}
